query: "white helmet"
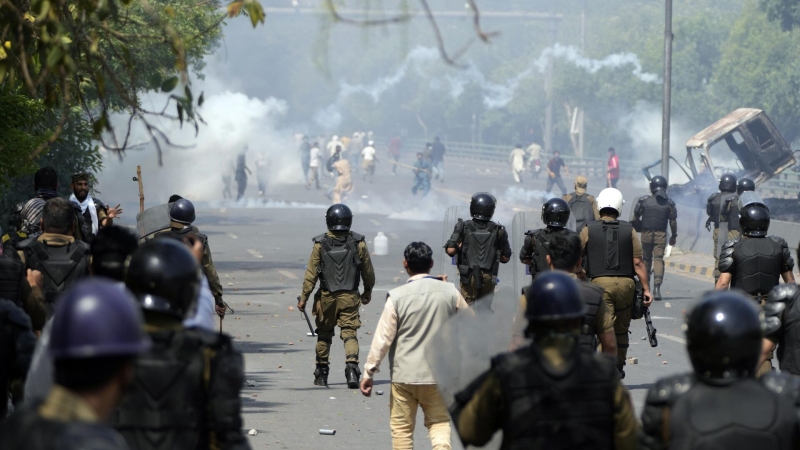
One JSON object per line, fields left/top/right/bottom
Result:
{"left": 332, "top": 135, "right": 339, "bottom": 141}
{"left": 368, "top": 140, "right": 374, "bottom": 146}
{"left": 596, "top": 188, "right": 625, "bottom": 216}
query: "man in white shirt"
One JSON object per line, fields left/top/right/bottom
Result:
{"left": 361, "top": 242, "right": 469, "bottom": 450}
{"left": 510, "top": 144, "right": 527, "bottom": 183}
{"left": 361, "top": 140, "right": 378, "bottom": 182}
{"left": 326, "top": 135, "right": 341, "bottom": 157}
{"left": 307, "top": 142, "right": 322, "bottom": 190}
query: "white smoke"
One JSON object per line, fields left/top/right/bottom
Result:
{"left": 533, "top": 44, "right": 660, "bottom": 84}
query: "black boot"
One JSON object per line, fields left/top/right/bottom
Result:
{"left": 345, "top": 363, "right": 361, "bottom": 389}
{"left": 313, "top": 365, "right": 329, "bottom": 387}
{"left": 616, "top": 362, "right": 626, "bottom": 380}
{"left": 654, "top": 284, "right": 662, "bottom": 301}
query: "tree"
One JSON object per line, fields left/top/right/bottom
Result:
{"left": 760, "top": 0, "right": 800, "bottom": 31}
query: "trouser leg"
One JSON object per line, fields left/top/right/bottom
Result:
{"left": 592, "top": 277, "right": 634, "bottom": 366}
{"left": 390, "top": 383, "right": 419, "bottom": 450}
{"left": 545, "top": 176, "right": 555, "bottom": 193}
{"left": 461, "top": 272, "right": 495, "bottom": 310}
{"left": 336, "top": 292, "right": 362, "bottom": 364}
{"left": 314, "top": 291, "right": 336, "bottom": 365}
{"left": 512, "top": 167, "right": 521, "bottom": 183}
{"left": 419, "top": 385, "right": 452, "bottom": 450}
{"left": 642, "top": 241, "right": 654, "bottom": 285}
{"left": 653, "top": 239, "right": 666, "bottom": 286}
{"left": 556, "top": 176, "right": 567, "bottom": 195}
{"left": 712, "top": 228, "right": 720, "bottom": 283}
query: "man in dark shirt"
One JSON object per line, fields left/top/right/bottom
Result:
{"left": 545, "top": 150, "right": 569, "bottom": 196}
{"left": 431, "top": 137, "right": 446, "bottom": 182}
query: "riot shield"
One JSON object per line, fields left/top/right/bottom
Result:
{"left": 738, "top": 191, "right": 767, "bottom": 211}
{"left": 438, "top": 206, "right": 463, "bottom": 288}
{"left": 716, "top": 193, "right": 737, "bottom": 258}
{"left": 136, "top": 203, "right": 171, "bottom": 240}
{"left": 511, "top": 211, "right": 544, "bottom": 298}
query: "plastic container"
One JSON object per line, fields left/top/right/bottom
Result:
{"left": 374, "top": 232, "right": 389, "bottom": 256}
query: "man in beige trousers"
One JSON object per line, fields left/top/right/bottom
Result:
{"left": 360, "top": 241, "right": 469, "bottom": 450}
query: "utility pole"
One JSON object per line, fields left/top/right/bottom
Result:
{"left": 661, "top": 0, "right": 673, "bottom": 180}
{"left": 544, "top": 7, "right": 558, "bottom": 156}
{"left": 578, "top": 3, "right": 586, "bottom": 158}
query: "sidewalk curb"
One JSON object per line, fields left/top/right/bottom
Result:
{"left": 666, "top": 260, "right": 714, "bottom": 279}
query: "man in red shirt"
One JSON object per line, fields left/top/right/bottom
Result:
{"left": 607, "top": 147, "right": 620, "bottom": 188}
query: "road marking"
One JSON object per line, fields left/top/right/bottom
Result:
{"left": 389, "top": 233, "right": 400, "bottom": 240}
{"left": 278, "top": 270, "right": 298, "bottom": 280}
{"left": 370, "top": 219, "right": 381, "bottom": 226}
{"left": 660, "top": 334, "right": 686, "bottom": 344}
{"left": 227, "top": 233, "right": 238, "bottom": 239}
{"left": 247, "top": 249, "right": 263, "bottom": 259}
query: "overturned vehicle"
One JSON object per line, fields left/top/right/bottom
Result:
{"left": 642, "top": 108, "right": 798, "bottom": 219}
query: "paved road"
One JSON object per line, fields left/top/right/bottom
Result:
{"left": 110, "top": 154, "right": 716, "bottom": 449}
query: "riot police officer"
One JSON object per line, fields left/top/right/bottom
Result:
{"left": 631, "top": 175, "right": 677, "bottom": 301}
{"left": 1, "top": 202, "right": 26, "bottom": 257}
{"left": 0, "top": 298, "right": 36, "bottom": 423}
{"left": 445, "top": 193, "right": 512, "bottom": 309}
{"left": 763, "top": 281, "right": 800, "bottom": 377}
{"left": 706, "top": 173, "right": 737, "bottom": 282}
{"left": 519, "top": 198, "right": 574, "bottom": 281}
{"left": 640, "top": 291, "right": 800, "bottom": 450}
{"left": 114, "top": 238, "right": 250, "bottom": 450}
{"left": 720, "top": 177, "right": 755, "bottom": 241}
{"left": 0, "top": 279, "right": 151, "bottom": 450}
{"left": 562, "top": 175, "right": 600, "bottom": 231}
{"left": 452, "top": 272, "right": 637, "bottom": 449}
{"left": 297, "top": 204, "right": 376, "bottom": 388}
{"left": 580, "top": 188, "right": 652, "bottom": 377}
{"left": 155, "top": 198, "right": 226, "bottom": 318}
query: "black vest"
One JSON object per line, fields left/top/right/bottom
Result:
{"left": 19, "top": 238, "right": 90, "bottom": 319}
{"left": 774, "top": 289, "right": 800, "bottom": 375}
{"left": 567, "top": 194, "right": 594, "bottom": 232}
{"left": 726, "top": 195, "right": 742, "bottom": 231}
{"left": 732, "top": 237, "right": 784, "bottom": 297}
{"left": 461, "top": 221, "right": 499, "bottom": 271}
{"left": 586, "top": 220, "right": 635, "bottom": 279}
{"left": 112, "top": 328, "right": 218, "bottom": 450}
{"left": 708, "top": 192, "right": 735, "bottom": 228}
{"left": 492, "top": 345, "right": 616, "bottom": 450}
{"left": 0, "top": 256, "right": 24, "bottom": 305}
{"left": 641, "top": 195, "right": 671, "bottom": 232}
{"left": 525, "top": 228, "right": 572, "bottom": 278}
{"left": 667, "top": 374, "right": 797, "bottom": 450}
{"left": 0, "top": 405, "right": 129, "bottom": 450}
{"left": 314, "top": 232, "right": 363, "bottom": 293}
{"left": 578, "top": 282, "right": 604, "bottom": 351}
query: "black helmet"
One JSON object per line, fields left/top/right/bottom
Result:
{"left": 649, "top": 175, "right": 668, "bottom": 193}
{"left": 326, "top": 204, "right": 353, "bottom": 231}
{"left": 470, "top": 192, "right": 496, "bottom": 221}
{"left": 525, "top": 271, "right": 585, "bottom": 322}
{"left": 739, "top": 204, "right": 770, "bottom": 237}
{"left": 541, "top": 198, "right": 570, "bottom": 228}
{"left": 686, "top": 291, "right": 762, "bottom": 382}
{"left": 719, "top": 173, "right": 737, "bottom": 192}
{"left": 169, "top": 198, "right": 196, "bottom": 225}
{"left": 125, "top": 239, "right": 201, "bottom": 319}
{"left": 8, "top": 202, "right": 24, "bottom": 230}
{"left": 737, "top": 178, "right": 755, "bottom": 195}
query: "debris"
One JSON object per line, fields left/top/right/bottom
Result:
{"left": 319, "top": 429, "right": 336, "bottom": 435}
{"left": 289, "top": 342, "right": 294, "bottom": 345}
{"left": 227, "top": 283, "right": 234, "bottom": 286}
{"left": 366, "top": 331, "right": 372, "bottom": 335}
{"left": 246, "top": 302, "right": 250, "bottom": 305}
{"left": 246, "top": 380, "right": 258, "bottom": 387}
{"left": 665, "top": 302, "right": 672, "bottom": 308}
{"left": 280, "top": 291, "right": 285, "bottom": 294}
{"left": 277, "top": 365, "right": 282, "bottom": 368}
{"left": 656, "top": 353, "right": 662, "bottom": 356}
{"left": 393, "top": 277, "right": 400, "bottom": 283}
{"left": 288, "top": 306, "right": 294, "bottom": 312}
{"left": 627, "top": 357, "right": 638, "bottom": 365}
{"left": 376, "top": 390, "right": 384, "bottom": 395}
{"left": 329, "top": 397, "right": 336, "bottom": 400}
{"left": 248, "top": 429, "right": 257, "bottom": 436}
{"left": 662, "top": 361, "right": 668, "bottom": 365}
{"left": 641, "top": 336, "right": 646, "bottom": 340}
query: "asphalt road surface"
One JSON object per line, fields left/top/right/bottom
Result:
{"left": 114, "top": 154, "right": 716, "bottom": 449}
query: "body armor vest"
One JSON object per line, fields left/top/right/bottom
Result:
{"left": 586, "top": 220, "right": 635, "bottom": 279}
{"left": 668, "top": 376, "right": 796, "bottom": 450}
{"left": 112, "top": 328, "right": 213, "bottom": 450}
{"left": 492, "top": 346, "right": 616, "bottom": 450}
{"left": 461, "top": 221, "right": 499, "bottom": 271}
{"left": 0, "top": 257, "right": 24, "bottom": 305}
{"left": 641, "top": 195, "right": 670, "bottom": 231}
{"left": 525, "top": 228, "right": 571, "bottom": 278}
{"left": 169, "top": 226, "right": 208, "bottom": 247}
{"left": 732, "top": 238, "right": 783, "bottom": 297}
{"left": 314, "top": 233, "right": 363, "bottom": 293}
{"left": 578, "top": 282, "right": 604, "bottom": 350}
{"left": 727, "top": 195, "right": 742, "bottom": 231}
{"left": 776, "top": 291, "right": 800, "bottom": 375}
{"left": 708, "top": 192, "right": 735, "bottom": 228}
{"left": 19, "top": 239, "right": 90, "bottom": 319}
{"left": 0, "top": 404, "right": 128, "bottom": 450}
{"left": 567, "top": 194, "right": 594, "bottom": 232}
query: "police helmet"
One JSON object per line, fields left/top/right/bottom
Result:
{"left": 470, "top": 192, "right": 496, "bottom": 221}
{"left": 524, "top": 271, "right": 585, "bottom": 322}
{"left": 737, "top": 178, "right": 756, "bottom": 195}
{"left": 596, "top": 188, "right": 624, "bottom": 216}
{"left": 8, "top": 202, "right": 24, "bottom": 230}
{"left": 686, "top": 291, "right": 762, "bottom": 381}
{"left": 326, "top": 204, "right": 353, "bottom": 231}
{"left": 51, "top": 279, "right": 151, "bottom": 360}
{"left": 125, "top": 239, "right": 201, "bottom": 319}
{"left": 169, "top": 198, "right": 196, "bottom": 225}
{"left": 739, "top": 204, "right": 770, "bottom": 237}
{"left": 719, "top": 173, "right": 737, "bottom": 192}
{"left": 541, "top": 198, "right": 571, "bottom": 228}
{"left": 649, "top": 175, "right": 668, "bottom": 194}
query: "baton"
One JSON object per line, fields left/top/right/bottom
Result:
{"left": 297, "top": 296, "right": 317, "bottom": 336}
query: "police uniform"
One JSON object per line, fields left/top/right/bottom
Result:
{"left": 633, "top": 192, "right": 677, "bottom": 288}
{"left": 720, "top": 193, "right": 742, "bottom": 241}
{"left": 707, "top": 190, "right": 737, "bottom": 281}
{"left": 300, "top": 230, "right": 375, "bottom": 370}
{"left": 563, "top": 176, "right": 600, "bottom": 232}
{"left": 445, "top": 219, "right": 512, "bottom": 307}
{"left": 0, "top": 298, "right": 36, "bottom": 422}
{"left": 159, "top": 222, "right": 225, "bottom": 306}
{"left": 718, "top": 235, "right": 793, "bottom": 303}
{"left": 2, "top": 230, "right": 27, "bottom": 260}
{"left": 764, "top": 284, "right": 800, "bottom": 376}
{"left": 518, "top": 227, "right": 573, "bottom": 280}
{"left": 580, "top": 215, "right": 643, "bottom": 369}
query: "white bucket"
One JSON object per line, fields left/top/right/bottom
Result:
{"left": 374, "top": 232, "right": 389, "bottom": 256}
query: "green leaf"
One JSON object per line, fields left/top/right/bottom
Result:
{"left": 161, "top": 76, "right": 178, "bottom": 92}
{"left": 244, "top": 0, "right": 265, "bottom": 27}
{"left": 177, "top": 102, "right": 184, "bottom": 126}
{"left": 45, "top": 47, "right": 63, "bottom": 68}
{"left": 198, "top": 92, "right": 204, "bottom": 107}
{"left": 148, "top": 73, "right": 162, "bottom": 90}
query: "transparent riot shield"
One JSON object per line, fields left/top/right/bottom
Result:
{"left": 136, "top": 203, "right": 171, "bottom": 240}
{"left": 739, "top": 191, "right": 767, "bottom": 211}
{"left": 511, "top": 211, "right": 544, "bottom": 298}
{"left": 437, "top": 206, "right": 463, "bottom": 287}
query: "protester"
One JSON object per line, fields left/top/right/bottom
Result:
{"left": 607, "top": 147, "right": 620, "bottom": 188}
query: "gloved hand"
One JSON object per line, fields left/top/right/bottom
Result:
{"left": 361, "top": 293, "right": 371, "bottom": 305}
{"left": 669, "top": 235, "right": 677, "bottom": 246}
{"left": 705, "top": 218, "right": 712, "bottom": 232}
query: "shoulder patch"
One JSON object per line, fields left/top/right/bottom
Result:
{"left": 645, "top": 373, "right": 695, "bottom": 406}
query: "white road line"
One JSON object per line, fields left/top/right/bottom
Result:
{"left": 227, "top": 232, "right": 238, "bottom": 239}
{"left": 389, "top": 233, "right": 400, "bottom": 240}
{"left": 247, "top": 249, "right": 263, "bottom": 259}
{"left": 660, "top": 334, "right": 686, "bottom": 344}
{"left": 370, "top": 219, "right": 381, "bottom": 226}
{"left": 278, "top": 270, "right": 298, "bottom": 280}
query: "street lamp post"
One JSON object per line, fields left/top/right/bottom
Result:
{"left": 661, "top": 0, "right": 673, "bottom": 180}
